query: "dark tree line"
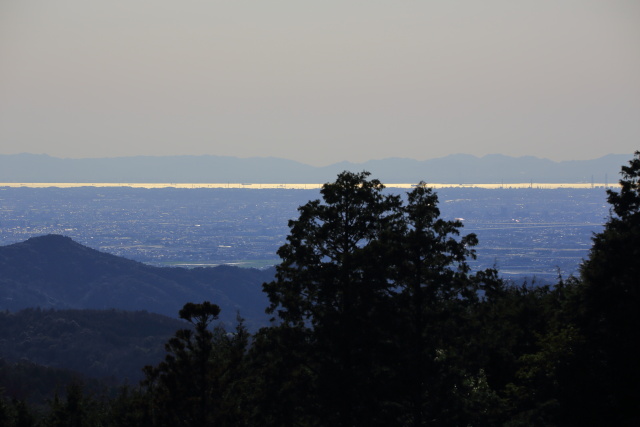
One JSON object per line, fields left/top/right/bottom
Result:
{"left": 0, "top": 308, "right": 185, "bottom": 383}
{"left": 2, "top": 152, "right": 639, "bottom": 426}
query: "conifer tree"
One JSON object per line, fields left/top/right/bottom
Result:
{"left": 577, "top": 151, "right": 640, "bottom": 423}
{"left": 263, "top": 172, "right": 495, "bottom": 426}
{"left": 143, "top": 301, "right": 249, "bottom": 427}
{"left": 390, "top": 182, "right": 489, "bottom": 426}
{"left": 264, "top": 171, "right": 402, "bottom": 426}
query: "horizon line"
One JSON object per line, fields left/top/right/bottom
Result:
{"left": 0, "top": 152, "right": 632, "bottom": 166}
{"left": 0, "top": 182, "right": 618, "bottom": 190}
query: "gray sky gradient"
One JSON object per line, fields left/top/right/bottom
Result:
{"left": 1, "top": 0, "right": 638, "bottom": 166}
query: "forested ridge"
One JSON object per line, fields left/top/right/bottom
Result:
{"left": 1, "top": 152, "right": 639, "bottom": 426}
{"left": 0, "top": 308, "right": 187, "bottom": 384}
{"left": 0, "top": 237, "right": 273, "bottom": 329}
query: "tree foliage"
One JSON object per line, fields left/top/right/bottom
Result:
{"left": 391, "top": 183, "right": 498, "bottom": 426}
{"left": 263, "top": 171, "right": 403, "bottom": 426}
{"left": 263, "top": 172, "right": 502, "bottom": 426}
{"left": 142, "top": 302, "right": 249, "bottom": 427}
{"left": 5, "top": 157, "right": 640, "bottom": 426}
{"left": 577, "top": 150, "right": 640, "bottom": 424}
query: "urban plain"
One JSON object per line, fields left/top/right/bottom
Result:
{"left": 0, "top": 184, "right": 610, "bottom": 282}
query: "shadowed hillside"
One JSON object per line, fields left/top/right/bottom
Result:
{"left": 0, "top": 308, "right": 187, "bottom": 385}
{"left": 0, "top": 235, "right": 273, "bottom": 329}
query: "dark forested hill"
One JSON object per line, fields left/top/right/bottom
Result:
{"left": 0, "top": 308, "right": 187, "bottom": 385}
{"left": 0, "top": 358, "right": 118, "bottom": 406}
{"left": 0, "top": 235, "right": 273, "bottom": 329}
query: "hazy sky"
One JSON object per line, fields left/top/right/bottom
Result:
{"left": 1, "top": 1, "right": 638, "bottom": 166}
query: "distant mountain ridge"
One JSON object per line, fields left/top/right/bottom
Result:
{"left": 0, "top": 235, "right": 273, "bottom": 329}
{"left": 0, "top": 153, "right": 631, "bottom": 184}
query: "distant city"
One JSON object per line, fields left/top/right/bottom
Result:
{"left": 0, "top": 185, "right": 609, "bottom": 282}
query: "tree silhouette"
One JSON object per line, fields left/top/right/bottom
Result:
{"left": 263, "top": 172, "right": 498, "bottom": 426}
{"left": 264, "top": 171, "right": 402, "bottom": 426}
{"left": 144, "top": 301, "right": 238, "bottom": 426}
{"left": 578, "top": 151, "right": 640, "bottom": 424}
{"left": 390, "top": 182, "right": 496, "bottom": 426}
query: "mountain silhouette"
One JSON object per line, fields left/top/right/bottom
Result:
{"left": 0, "top": 153, "right": 630, "bottom": 183}
{"left": 0, "top": 235, "right": 273, "bottom": 328}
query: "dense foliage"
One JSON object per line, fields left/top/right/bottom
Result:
{"left": 0, "top": 308, "right": 185, "bottom": 383}
{"left": 1, "top": 152, "right": 639, "bottom": 426}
